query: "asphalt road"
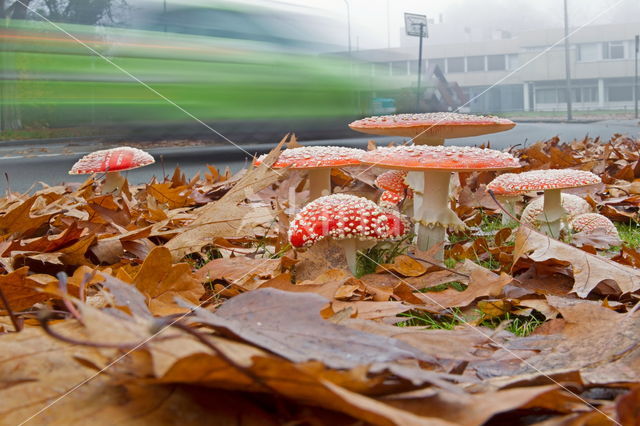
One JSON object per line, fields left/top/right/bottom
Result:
{"left": 1, "top": 120, "right": 638, "bottom": 193}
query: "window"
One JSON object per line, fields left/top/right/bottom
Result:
{"left": 487, "top": 54, "right": 506, "bottom": 71}
{"left": 447, "top": 57, "right": 465, "bottom": 73}
{"left": 507, "top": 54, "right": 519, "bottom": 70}
{"left": 391, "top": 61, "right": 408, "bottom": 76}
{"left": 577, "top": 43, "right": 599, "bottom": 62}
{"left": 536, "top": 88, "right": 557, "bottom": 104}
{"left": 428, "top": 58, "right": 445, "bottom": 71}
{"left": 467, "top": 56, "right": 485, "bottom": 72}
{"left": 603, "top": 41, "right": 625, "bottom": 60}
{"left": 608, "top": 86, "right": 633, "bottom": 101}
{"left": 579, "top": 87, "right": 598, "bottom": 103}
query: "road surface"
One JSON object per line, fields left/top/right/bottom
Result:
{"left": 0, "top": 120, "right": 638, "bottom": 193}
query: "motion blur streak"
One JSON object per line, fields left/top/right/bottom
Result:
{"left": 1, "top": 1, "right": 368, "bottom": 141}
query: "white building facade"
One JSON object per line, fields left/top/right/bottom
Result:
{"left": 347, "top": 22, "right": 639, "bottom": 114}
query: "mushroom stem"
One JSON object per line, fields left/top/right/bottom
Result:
{"left": 342, "top": 238, "right": 358, "bottom": 274}
{"left": 413, "top": 135, "right": 445, "bottom": 146}
{"left": 405, "top": 171, "right": 424, "bottom": 222}
{"left": 500, "top": 196, "right": 519, "bottom": 225}
{"left": 416, "top": 170, "right": 464, "bottom": 259}
{"left": 540, "top": 188, "right": 566, "bottom": 238}
{"left": 308, "top": 168, "right": 332, "bottom": 200}
{"left": 101, "top": 171, "right": 125, "bottom": 194}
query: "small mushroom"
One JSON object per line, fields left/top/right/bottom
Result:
{"left": 570, "top": 213, "right": 619, "bottom": 238}
{"left": 288, "top": 194, "right": 409, "bottom": 274}
{"left": 374, "top": 170, "right": 412, "bottom": 209}
{"left": 69, "top": 146, "right": 155, "bottom": 194}
{"left": 255, "top": 146, "right": 364, "bottom": 200}
{"left": 361, "top": 145, "right": 520, "bottom": 258}
{"left": 488, "top": 169, "right": 601, "bottom": 237}
{"left": 521, "top": 193, "right": 592, "bottom": 229}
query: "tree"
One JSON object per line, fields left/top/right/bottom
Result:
{"left": 0, "top": 0, "right": 127, "bottom": 132}
{"left": 37, "top": 0, "right": 128, "bottom": 25}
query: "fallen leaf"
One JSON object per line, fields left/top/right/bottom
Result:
{"left": 376, "top": 255, "right": 427, "bottom": 277}
{"left": 0, "top": 267, "right": 57, "bottom": 311}
{"left": 0, "top": 195, "right": 55, "bottom": 236}
{"left": 513, "top": 226, "right": 640, "bottom": 297}
{"left": 294, "top": 239, "right": 350, "bottom": 282}
{"left": 196, "top": 256, "right": 282, "bottom": 290}
{"left": 183, "top": 288, "right": 430, "bottom": 369}
{"left": 133, "top": 246, "right": 204, "bottom": 316}
{"left": 412, "top": 261, "right": 512, "bottom": 312}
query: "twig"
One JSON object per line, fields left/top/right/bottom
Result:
{"left": 57, "top": 272, "right": 83, "bottom": 324}
{"left": 38, "top": 310, "right": 140, "bottom": 349}
{"left": 487, "top": 189, "right": 524, "bottom": 226}
{"left": 406, "top": 253, "right": 470, "bottom": 279}
{"left": 0, "top": 285, "right": 21, "bottom": 332}
{"left": 80, "top": 270, "right": 99, "bottom": 302}
{"left": 169, "top": 321, "right": 283, "bottom": 396}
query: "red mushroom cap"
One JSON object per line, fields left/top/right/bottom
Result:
{"left": 375, "top": 170, "right": 408, "bottom": 192}
{"left": 361, "top": 145, "right": 520, "bottom": 172}
{"left": 487, "top": 169, "right": 601, "bottom": 196}
{"left": 379, "top": 190, "right": 405, "bottom": 208}
{"left": 69, "top": 147, "right": 155, "bottom": 175}
{"left": 349, "top": 112, "right": 515, "bottom": 138}
{"left": 288, "top": 194, "right": 409, "bottom": 248}
{"left": 254, "top": 146, "right": 364, "bottom": 169}
{"left": 570, "top": 213, "right": 619, "bottom": 237}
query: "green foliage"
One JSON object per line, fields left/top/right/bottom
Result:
{"left": 396, "top": 308, "right": 544, "bottom": 337}
{"left": 616, "top": 221, "right": 640, "bottom": 249}
{"left": 396, "top": 309, "right": 463, "bottom": 330}
{"left": 356, "top": 234, "right": 413, "bottom": 277}
{"left": 419, "top": 281, "right": 467, "bottom": 292}
{"left": 479, "top": 312, "right": 544, "bottom": 337}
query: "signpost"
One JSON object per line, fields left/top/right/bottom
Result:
{"left": 405, "top": 13, "right": 428, "bottom": 110}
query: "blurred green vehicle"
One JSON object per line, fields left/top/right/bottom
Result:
{"left": 0, "top": 1, "right": 364, "bottom": 141}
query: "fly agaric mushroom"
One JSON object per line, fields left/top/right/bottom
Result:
{"left": 349, "top": 112, "right": 515, "bottom": 146}
{"left": 69, "top": 146, "right": 155, "bottom": 194}
{"left": 375, "top": 170, "right": 412, "bottom": 209}
{"left": 350, "top": 113, "right": 515, "bottom": 218}
{"left": 255, "top": 146, "right": 364, "bottom": 200}
{"left": 488, "top": 169, "right": 601, "bottom": 237}
{"left": 362, "top": 145, "right": 520, "bottom": 257}
{"left": 521, "top": 193, "right": 592, "bottom": 229}
{"left": 570, "top": 213, "right": 619, "bottom": 238}
{"left": 288, "top": 194, "right": 409, "bottom": 273}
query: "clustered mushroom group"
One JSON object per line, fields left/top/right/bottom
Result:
{"left": 68, "top": 112, "right": 619, "bottom": 275}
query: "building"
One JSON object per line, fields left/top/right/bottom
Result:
{"left": 339, "top": 21, "right": 639, "bottom": 114}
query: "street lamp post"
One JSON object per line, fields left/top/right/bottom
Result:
{"left": 163, "top": 0, "right": 167, "bottom": 33}
{"left": 635, "top": 34, "right": 638, "bottom": 119}
{"left": 563, "top": 0, "right": 573, "bottom": 121}
{"left": 343, "top": 0, "right": 351, "bottom": 57}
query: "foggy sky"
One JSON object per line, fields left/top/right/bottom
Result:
{"left": 286, "top": 0, "right": 640, "bottom": 49}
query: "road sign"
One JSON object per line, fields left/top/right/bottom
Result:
{"left": 405, "top": 13, "right": 428, "bottom": 38}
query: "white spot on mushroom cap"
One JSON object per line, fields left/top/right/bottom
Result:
{"left": 288, "top": 194, "right": 409, "bottom": 247}
{"left": 69, "top": 146, "right": 155, "bottom": 175}
{"left": 570, "top": 213, "right": 619, "bottom": 237}
{"left": 488, "top": 169, "right": 601, "bottom": 195}
{"left": 350, "top": 112, "right": 513, "bottom": 127}
{"left": 361, "top": 145, "right": 520, "bottom": 171}
{"left": 255, "top": 146, "right": 365, "bottom": 169}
